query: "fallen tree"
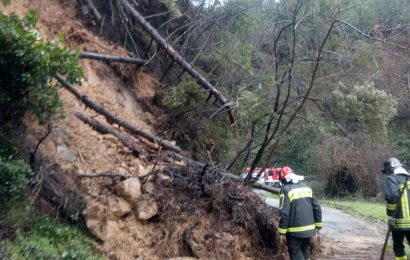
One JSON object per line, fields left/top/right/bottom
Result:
{"left": 79, "top": 51, "right": 147, "bottom": 65}
{"left": 54, "top": 73, "right": 182, "bottom": 153}
{"left": 117, "top": 0, "right": 235, "bottom": 124}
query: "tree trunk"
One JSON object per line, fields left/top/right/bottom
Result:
{"left": 118, "top": 0, "right": 235, "bottom": 124}
{"left": 79, "top": 51, "right": 147, "bottom": 65}
{"left": 55, "top": 74, "right": 182, "bottom": 153}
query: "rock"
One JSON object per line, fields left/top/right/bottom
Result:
{"left": 56, "top": 145, "right": 77, "bottom": 163}
{"left": 83, "top": 201, "right": 107, "bottom": 221}
{"left": 114, "top": 177, "right": 142, "bottom": 203}
{"left": 141, "top": 182, "right": 155, "bottom": 194}
{"left": 86, "top": 218, "right": 107, "bottom": 241}
{"left": 107, "top": 196, "right": 131, "bottom": 219}
{"left": 136, "top": 195, "right": 158, "bottom": 220}
{"left": 105, "top": 220, "right": 121, "bottom": 241}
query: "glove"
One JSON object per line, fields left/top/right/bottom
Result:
{"left": 388, "top": 216, "right": 396, "bottom": 228}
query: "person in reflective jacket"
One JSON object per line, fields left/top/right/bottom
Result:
{"left": 278, "top": 166, "right": 322, "bottom": 260}
{"left": 383, "top": 157, "right": 410, "bottom": 260}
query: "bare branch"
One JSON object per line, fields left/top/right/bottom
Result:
{"left": 336, "top": 19, "right": 407, "bottom": 49}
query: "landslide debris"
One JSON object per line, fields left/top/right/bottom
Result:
{"left": 1, "top": 0, "right": 287, "bottom": 259}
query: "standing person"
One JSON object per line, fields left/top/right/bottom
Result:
{"left": 278, "top": 166, "right": 322, "bottom": 260}
{"left": 382, "top": 157, "right": 410, "bottom": 260}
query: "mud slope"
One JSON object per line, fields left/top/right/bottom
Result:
{"left": 1, "top": 1, "right": 285, "bottom": 259}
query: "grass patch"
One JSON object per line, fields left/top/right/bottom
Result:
{"left": 321, "top": 198, "right": 386, "bottom": 223}
{"left": 0, "top": 198, "right": 102, "bottom": 260}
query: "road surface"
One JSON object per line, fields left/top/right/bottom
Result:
{"left": 263, "top": 196, "right": 395, "bottom": 259}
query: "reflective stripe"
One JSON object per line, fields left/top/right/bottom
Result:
{"left": 395, "top": 255, "right": 406, "bottom": 260}
{"left": 395, "top": 219, "right": 410, "bottom": 223}
{"left": 395, "top": 224, "right": 410, "bottom": 228}
{"left": 404, "top": 189, "right": 409, "bottom": 219}
{"left": 288, "top": 187, "right": 312, "bottom": 202}
{"left": 279, "top": 194, "right": 285, "bottom": 209}
{"left": 387, "top": 203, "right": 396, "bottom": 210}
{"left": 288, "top": 224, "right": 315, "bottom": 233}
{"left": 315, "top": 222, "right": 322, "bottom": 228}
{"left": 278, "top": 227, "right": 287, "bottom": 234}
{"left": 394, "top": 219, "right": 410, "bottom": 229}
{"left": 399, "top": 183, "right": 410, "bottom": 220}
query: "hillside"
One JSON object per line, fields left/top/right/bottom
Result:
{"left": 1, "top": 0, "right": 285, "bottom": 259}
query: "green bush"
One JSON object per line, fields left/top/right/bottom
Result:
{"left": 164, "top": 78, "right": 206, "bottom": 111}
{"left": 389, "top": 133, "right": 410, "bottom": 163}
{"left": 330, "top": 81, "right": 397, "bottom": 141}
{"left": 0, "top": 157, "right": 30, "bottom": 201}
{"left": 0, "top": 10, "right": 82, "bottom": 124}
{"left": 1, "top": 200, "right": 101, "bottom": 260}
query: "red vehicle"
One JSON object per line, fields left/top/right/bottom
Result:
{"left": 241, "top": 167, "right": 282, "bottom": 188}
{"left": 264, "top": 167, "right": 282, "bottom": 188}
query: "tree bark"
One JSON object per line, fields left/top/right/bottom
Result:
{"left": 55, "top": 74, "right": 182, "bottom": 153}
{"left": 79, "top": 51, "right": 147, "bottom": 65}
{"left": 75, "top": 112, "right": 143, "bottom": 155}
{"left": 118, "top": 0, "right": 235, "bottom": 124}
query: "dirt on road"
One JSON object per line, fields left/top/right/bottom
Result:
{"left": 263, "top": 197, "right": 396, "bottom": 260}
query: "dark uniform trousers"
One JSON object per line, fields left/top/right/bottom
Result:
{"left": 392, "top": 230, "right": 410, "bottom": 259}
{"left": 286, "top": 235, "right": 311, "bottom": 260}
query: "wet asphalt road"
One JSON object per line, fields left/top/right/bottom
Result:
{"left": 261, "top": 195, "right": 393, "bottom": 259}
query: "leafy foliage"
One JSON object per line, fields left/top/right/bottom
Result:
{"left": 389, "top": 133, "right": 410, "bottom": 163}
{"left": 0, "top": 10, "right": 82, "bottom": 124}
{"left": 275, "top": 114, "right": 323, "bottom": 172}
{"left": 330, "top": 81, "right": 397, "bottom": 141}
{"left": 1, "top": 199, "right": 101, "bottom": 260}
{"left": 0, "top": 157, "right": 30, "bottom": 201}
{"left": 164, "top": 78, "right": 207, "bottom": 111}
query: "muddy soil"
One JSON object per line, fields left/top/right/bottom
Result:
{"left": 263, "top": 197, "right": 396, "bottom": 260}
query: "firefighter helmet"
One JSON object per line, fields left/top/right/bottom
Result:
{"left": 382, "top": 157, "right": 402, "bottom": 174}
{"left": 279, "top": 166, "right": 294, "bottom": 183}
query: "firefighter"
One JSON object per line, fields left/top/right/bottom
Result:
{"left": 382, "top": 157, "right": 410, "bottom": 260}
{"left": 278, "top": 166, "right": 322, "bottom": 260}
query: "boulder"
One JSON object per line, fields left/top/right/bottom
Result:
{"left": 114, "top": 177, "right": 142, "bottom": 203}
{"left": 108, "top": 196, "right": 131, "bottom": 219}
{"left": 136, "top": 195, "right": 158, "bottom": 220}
{"left": 105, "top": 220, "right": 122, "bottom": 241}
{"left": 86, "top": 218, "right": 107, "bottom": 241}
{"left": 83, "top": 201, "right": 107, "bottom": 221}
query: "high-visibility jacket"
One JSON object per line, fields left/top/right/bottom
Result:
{"left": 278, "top": 182, "right": 322, "bottom": 237}
{"left": 384, "top": 172, "right": 410, "bottom": 230}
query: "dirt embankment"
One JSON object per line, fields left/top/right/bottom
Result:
{"left": 1, "top": 1, "right": 286, "bottom": 259}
